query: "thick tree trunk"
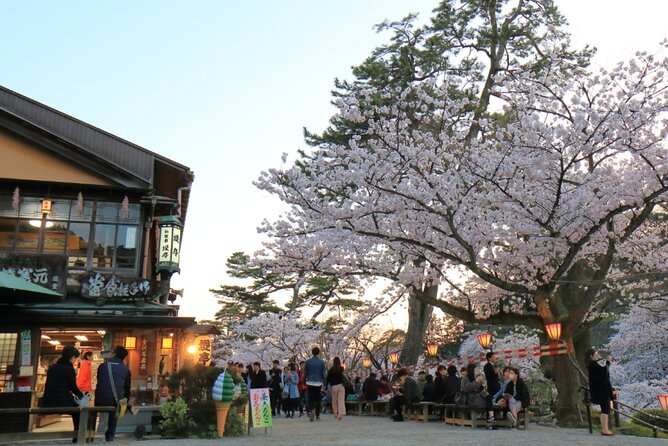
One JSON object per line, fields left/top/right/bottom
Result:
{"left": 552, "top": 330, "right": 593, "bottom": 427}
{"left": 400, "top": 285, "right": 435, "bottom": 366}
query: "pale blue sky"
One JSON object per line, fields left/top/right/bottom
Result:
{"left": 1, "top": 1, "right": 666, "bottom": 322}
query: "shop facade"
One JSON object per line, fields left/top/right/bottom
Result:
{"left": 0, "top": 85, "right": 196, "bottom": 427}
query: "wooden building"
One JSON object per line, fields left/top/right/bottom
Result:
{"left": 0, "top": 85, "right": 196, "bottom": 418}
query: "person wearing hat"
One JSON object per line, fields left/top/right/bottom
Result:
{"left": 42, "top": 345, "right": 84, "bottom": 440}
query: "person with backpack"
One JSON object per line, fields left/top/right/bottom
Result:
{"left": 95, "top": 345, "right": 131, "bottom": 442}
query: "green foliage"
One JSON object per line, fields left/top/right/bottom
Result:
{"left": 632, "top": 408, "right": 668, "bottom": 432}
{"left": 159, "top": 398, "right": 195, "bottom": 439}
{"left": 212, "top": 251, "right": 362, "bottom": 326}
{"left": 162, "top": 366, "right": 250, "bottom": 438}
{"left": 167, "top": 364, "right": 224, "bottom": 404}
{"left": 620, "top": 420, "right": 668, "bottom": 439}
{"left": 224, "top": 408, "right": 246, "bottom": 437}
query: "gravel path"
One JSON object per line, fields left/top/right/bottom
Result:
{"left": 29, "top": 413, "right": 666, "bottom": 446}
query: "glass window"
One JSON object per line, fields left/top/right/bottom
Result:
{"left": 120, "top": 204, "right": 141, "bottom": 224}
{"left": 0, "top": 333, "right": 18, "bottom": 393}
{"left": 67, "top": 222, "right": 91, "bottom": 268}
{"left": 43, "top": 221, "right": 68, "bottom": 253}
{"left": 49, "top": 200, "right": 71, "bottom": 221}
{"left": 70, "top": 200, "right": 94, "bottom": 222}
{"left": 18, "top": 198, "right": 41, "bottom": 220}
{"left": 0, "top": 217, "right": 16, "bottom": 251}
{"left": 0, "top": 195, "right": 18, "bottom": 218}
{"left": 92, "top": 224, "right": 115, "bottom": 269}
{"left": 15, "top": 220, "right": 40, "bottom": 253}
{"left": 95, "top": 203, "right": 119, "bottom": 223}
{"left": 116, "top": 225, "right": 138, "bottom": 269}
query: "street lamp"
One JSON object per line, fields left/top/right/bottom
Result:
{"left": 545, "top": 323, "right": 562, "bottom": 342}
{"left": 477, "top": 333, "right": 493, "bottom": 350}
{"left": 362, "top": 357, "right": 372, "bottom": 368}
{"left": 659, "top": 394, "right": 668, "bottom": 411}
{"left": 389, "top": 352, "right": 399, "bottom": 366}
{"left": 427, "top": 343, "right": 439, "bottom": 357}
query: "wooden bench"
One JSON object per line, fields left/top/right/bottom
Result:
{"left": 344, "top": 399, "right": 390, "bottom": 416}
{"left": 405, "top": 402, "right": 444, "bottom": 422}
{"left": 442, "top": 404, "right": 529, "bottom": 429}
{"left": 0, "top": 406, "right": 116, "bottom": 444}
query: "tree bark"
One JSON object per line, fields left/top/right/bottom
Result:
{"left": 400, "top": 285, "right": 435, "bottom": 365}
{"left": 552, "top": 332, "right": 591, "bottom": 427}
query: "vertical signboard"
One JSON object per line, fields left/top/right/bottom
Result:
{"left": 249, "top": 388, "right": 272, "bottom": 429}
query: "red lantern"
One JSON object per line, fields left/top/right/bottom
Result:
{"left": 427, "top": 343, "right": 439, "bottom": 357}
{"left": 659, "top": 394, "right": 668, "bottom": 411}
{"left": 477, "top": 333, "right": 493, "bottom": 349}
{"left": 389, "top": 352, "right": 399, "bottom": 365}
{"left": 545, "top": 323, "right": 562, "bottom": 342}
{"left": 362, "top": 357, "right": 372, "bottom": 368}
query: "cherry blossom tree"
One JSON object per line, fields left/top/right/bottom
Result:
{"left": 217, "top": 312, "right": 323, "bottom": 366}
{"left": 608, "top": 297, "right": 668, "bottom": 408}
{"left": 256, "top": 39, "right": 668, "bottom": 424}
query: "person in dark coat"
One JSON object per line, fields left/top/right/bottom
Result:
{"left": 586, "top": 348, "right": 615, "bottom": 436}
{"left": 483, "top": 352, "right": 500, "bottom": 423}
{"left": 42, "top": 346, "right": 84, "bottom": 437}
{"left": 503, "top": 368, "right": 530, "bottom": 429}
{"left": 95, "top": 345, "right": 131, "bottom": 442}
{"left": 443, "top": 365, "right": 461, "bottom": 404}
{"left": 434, "top": 365, "right": 447, "bottom": 402}
{"left": 268, "top": 360, "right": 283, "bottom": 416}
{"left": 421, "top": 374, "right": 438, "bottom": 402}
{"left": 362, "top": 372, "right": 380, "bottom": 401}
{"left": 390, "top": 368, "right": 419, "bottom": 421}
{"left": 249, "top": 362, "right": 268, "bottom": 389}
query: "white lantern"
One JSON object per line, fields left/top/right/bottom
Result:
{"left": 156, "top": 216, "right": 183, "bottom": 274}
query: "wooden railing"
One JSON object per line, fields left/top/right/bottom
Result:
{"left": 0, "top": 406, "right": 116, "bottom": 444}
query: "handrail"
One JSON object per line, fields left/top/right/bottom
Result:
{"left": 580, "top": 385, "right": 667, "bottom": 438}
{"left": 614, "top": 399, "right": 668, "bottom": 423}
{"left": 611, "top": 405, "right": 666, "bottom": 438}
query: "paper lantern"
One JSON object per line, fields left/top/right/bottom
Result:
{"left": 477, "top": 333, "right": 492, "bottom": 349}
{"left": 124, "top": 336, "right": 137, "bottom": 349}
{"left": 161, "top": 337, "right": 173, "bottom": 349}
{"left": 156, "top": 216, "right": 183, "bottom": 274}
{"left": 362, "top": 357, "right": 372, "bottom": 368}
{"left": 389, "top": 352, "right": 399, "bottom": 365}
{"left": 427, "top": 343, "right": 439, "bottom": 357}
{"left": 545, "top": 323, "right": 562, "bottom": 342}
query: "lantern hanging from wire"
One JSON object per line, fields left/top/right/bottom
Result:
{"left": 388, "top": 352, "right": 399, "bottom": 365}
{"left": 362, "top": 357, "right": 372, "bottom": 368}
{"left": 545, "top": 322, "right": 562, "bottom": 342}
{"left": 427, "top": 343, "right": 439, "bottom": 357}
{"left": 477, "top": 333, "right": 493, "bottom": 349}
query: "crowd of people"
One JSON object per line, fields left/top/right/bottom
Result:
{"left": 229, "top": 349, "right": 533, "bottom": 430}
{"left": 40, "top": 343, "right": 617, "bottom": 441}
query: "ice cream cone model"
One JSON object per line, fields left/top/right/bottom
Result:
{"left": 212, "top": 370, "right": 235, "bottom": 437}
